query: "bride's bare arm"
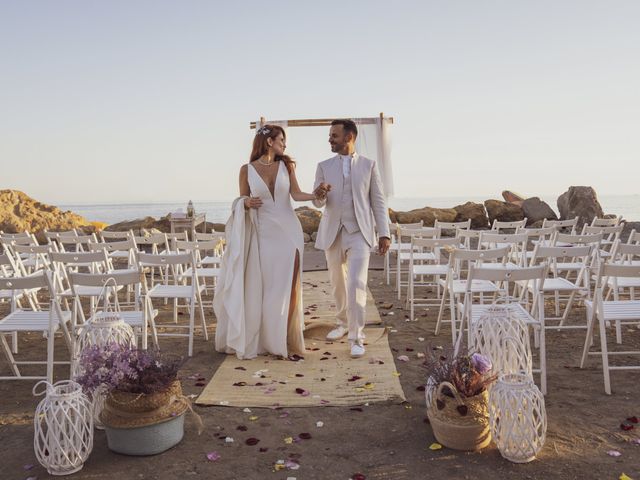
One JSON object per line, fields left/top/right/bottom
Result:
{"left": 288, "top": 165, "right": 316, "bottom": 202}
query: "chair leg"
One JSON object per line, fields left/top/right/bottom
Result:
{"left": 597, "top": 313, "right": 612, "bottom": 394}
{"left": 580, "top": 303, "right": 596, "bottom": 368}
{"left": 47, "top": 330, "right": 55, "bottom": 384}
{"left": 435, "top": 288, "right": 448, "bottom": 336}
{"left": 197, "top": 289, "right": 208, "bottom": 341}
{"left": 188, "top": 299, "right": 195, "bottom": 357}
{"left": 1, "top": 334, "right": 20, "bottom": 376}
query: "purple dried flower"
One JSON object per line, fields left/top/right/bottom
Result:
{"left": 471, "top": 353, "right": 492, "bottom": 375}
{"left": 74, "top": 343, "right": 184, "bottom": 395}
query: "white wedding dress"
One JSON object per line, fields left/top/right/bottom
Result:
{"left": 214, "top": 161, "right": 305, "bottom": 359}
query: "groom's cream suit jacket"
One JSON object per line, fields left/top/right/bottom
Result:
{"left": 312, "top": 154, "right": 390, "bottom": 250}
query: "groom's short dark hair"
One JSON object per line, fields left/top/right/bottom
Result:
{"left": 331, "top": 119, "right": 358, "bottom": 140}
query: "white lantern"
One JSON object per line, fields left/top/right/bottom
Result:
{"left": 470, "top": 305, "right": 532, "bottom": 378}
{"left": 33, "top": 380, "right": 94, "bottom": 476}
{"left": 489, "top": 373, "right": 547, "bottom": 463}
{"left": 72, "top": 284, "right": 136, "bottom": 428}
{"left": 72, "top": 311, "right": 136, "bottom": 377}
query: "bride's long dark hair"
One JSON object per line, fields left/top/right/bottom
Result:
{"left": 250, "top": 124, "right": 296, "bottom": 173}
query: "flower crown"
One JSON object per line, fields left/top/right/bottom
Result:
{"left": 257, "top": 126, "right": 271, "bottom": 136}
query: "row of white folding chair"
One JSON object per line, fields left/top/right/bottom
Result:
{"left": 581, "top": 224, "right": 624, "bottom": 258}
{"left": 580, "top": 261, "right": 640, "bottom": 394}
{"left": 602, "top": 243, "right": 640, "bottom": 331}
{"left": 454, "top": 264, "right": 549, "bottom": 394}
{"left": 0, "top": 271, "right": 73, "bottom": 382}
{"left": 45, "top": 231, "right": 98, "bottom": 253}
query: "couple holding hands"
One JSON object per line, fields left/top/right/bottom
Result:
{"left": 214, "top": 119, "right": 390, "bottom": 360}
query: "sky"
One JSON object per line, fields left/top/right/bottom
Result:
{"left": 1, "top": 1, "right": 639, "bottom": 205}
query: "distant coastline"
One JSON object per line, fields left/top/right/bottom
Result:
{"left": 60, "top": 194, "right": 640, "bottom": 225}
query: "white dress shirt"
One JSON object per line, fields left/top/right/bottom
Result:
{"left": 339, "top": 152, "right": 358, "bottom": 178}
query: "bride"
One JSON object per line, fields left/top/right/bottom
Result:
{"left": 214, "top": 125, "right": 326, "bottom": 359}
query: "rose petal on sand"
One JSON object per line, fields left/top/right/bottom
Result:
{"left": 631, "top": 438, "right": 640, "bottom": 445}
{"left": 627, "top": 416, "right": 639, "bottom": 424}
{"left": 418, "top": 337, "right": 425, "bottom": 342}
{"left": 245, "top": 437, "right": 260, "bottom": 446}
{"left": 316, "top": 421, "right": 324, "bottom": 427}
{"left": 219, "top": 401, "right": 229, "bottom": 406}
{"left": 299, "top": 432, "right": 312, "bottom": 440}
{"left": 259, "top": 447, "right": 269, "bottom": 452}
{"left": 348, "top": 375, "right": 363, "bottom": 382}
{"left": 351, "top": 474, "right": 366, "bottom": 480}
{"left": 429, "top": 442, "right": 443, "bottom": 450}
{"left": 620, "top": 474, "right": 633, "bottom": 480}
{"left": 397, "top": 355, "right": 410, "bottom": 362}
{"left": 206, "top": 451, "right": 221, "bottom": 461}
{"left": 284, "top": 436, "right": 294, "bottom": 444}
{"left": 234, "top": 366, "right": 247, "bottom": 371}
{"left": 237, "top": 425, "right": 248, "bottom": 431}
{"left": 248, "top": 415, "right": 259, "bottom": 421}
{"left": 621, "top": 422, "right": 635, "bottom": 431}
{"left": 23, "top": 464, "right": 34, "bottom": 470}
{"left": 195, "top": 382, "right": 206, "bottom": 387}
{"left": 279, "top": 411, "right": 290, "bottom": 418}
{"left": 285, "top": 460, "right": 300, "bottom": 470}
{"left": 607, "top": 450, "right": 622, "bottom": 457}
{"left": 243, "top": 408, "right": 252, "bottom": 413}
{"left": 224, "top": 437, "right": 234, "bottom": 443}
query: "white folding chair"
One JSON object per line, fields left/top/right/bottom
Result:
{"left": 491, "top": 218, "right": 527, "bottom": 233}
{"left": 9, "top": 243, "right": 53, "bottom": 274}
{"left": 479, "top": 232, "right": 528, "bottom": 267}
{"left": 395, "top": 226, "right": 440, "bottom": 299}
{"left": 89, "top": 239, "right": 137, "bottom": 270}
{"left": 138, "top": 252, "right": 206, "bottom": 356}
{"left": 434, "top": 219, "right": 471, "bottom": 237}
{"left": 580, "top": 262, "right": 640, "bottom": 394}
{"left": 55, "top": 233, "right": 98, "bottom": 253}
{"left": 99, "top": 230, "right": 133, "bottom": 242}
{"left": 384, "top": 222, "right": 423, "bottom": 285}
{"left": 581, "top": 224, "right": 624, "bottom": 259}
{"left": 527, "top": 244, "right": 594, "bottom": 327}
{"left": 0, "top": 271, "right": 72, "bottom": 382}
{"left": 591, "top": 216, "right": 622, "bottom": 227}
{"left": 542, "top": 217, "right": 579, "bottom": 234}
{"left": 434, "top": 246, "right": 510, "bottom": 343}
{"left": 456, "top": 264, "right": 549, "bottom": 394}
{"left": 68, "top": 269, "right": 158, "bottom": 350}
{"left": 406, "top": 237, "right": 459, "bottom": 320}
{"left": 175, "top": 239, "right": 221, "bottom": 311}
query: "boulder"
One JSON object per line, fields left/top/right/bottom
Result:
{"left": 521, "top": 197, "right": 558, "bottom": 226}
{"left": 484, "top": 199, "right": 525, "bottom": 224}
{"left": 557, "top": 186, "right": 604, "bottom": 227}
{"left": 388, "top": 208, "right": 398, "bottom": 224}
{"left": 394, "top": 207, "right": 458, "bottom": 226}
{"left": 303, "top": 233, "right": 311, "bottom": 243}
{"left": 311, "top": 231, "right": 318, "bottom": 242}
{"left": 502, "top": 190, "right": 526, "bottom": 206}
{"left": 0, "top": 190, "right": 93, "bottom": 242}
{"left": 453, "top": 202, "right": 489, "bottom": 229}
{"left": 295, "top": 206, "right": 322, "bottom": 235}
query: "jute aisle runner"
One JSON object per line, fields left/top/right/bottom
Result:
{"left": 196, "top": 271, "right": 406, "bottom": 407}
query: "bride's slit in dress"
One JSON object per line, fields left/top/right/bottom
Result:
{"left": 286, "top": 249, "right": 303, "bottom": 357}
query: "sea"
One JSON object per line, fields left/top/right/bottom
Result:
{"left": 60, "top": 195, "right": 640, "bottom": 225}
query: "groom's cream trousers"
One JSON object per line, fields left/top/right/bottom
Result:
{"left": 325, "top": 226, "right": 371, "bottom": 344}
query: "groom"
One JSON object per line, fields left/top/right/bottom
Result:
{"left": 313, "top": 119, "right": 391, "bottom": 358}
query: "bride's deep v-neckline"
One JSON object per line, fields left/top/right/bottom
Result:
{"left": 250, "top": 161, "right": 280, "bottom": 202}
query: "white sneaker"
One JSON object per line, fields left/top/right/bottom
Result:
{"left": 350, "top": 343, "right": 365, "bottom": 358}
{"left": 326, "top": 326, "right": 348, "bottom": 341}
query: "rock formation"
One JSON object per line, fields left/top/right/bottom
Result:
{"left": 453, "top": 202, "right": 490, "bottom": 229}
{"left": 521, "top": 197, "right": 558, "bottom": 225}
{"left": 484, "top": 199, "right": 525, "bottom": 224}
{"left": 393, "top": 207, "right": 457, "bottom": 226}
{"left": 0, "top": 190, "right": 93, "bottom": 240}
{"left": 557, "top": 186, "right": 604, "bottom": 227}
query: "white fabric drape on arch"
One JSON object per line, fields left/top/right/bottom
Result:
{"left": 354, "top": 117, "right": 394, "bottom": 198}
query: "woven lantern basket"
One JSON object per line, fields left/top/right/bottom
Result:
{"left": 470, "top": 305, "right": 532, "bottom": 378}
{"left": 33, "top": 380, "right": 93, "bottom": 476}
{"left": 427, "top": 381, "right": 491, "bottom": 451}
{"left": 489, "top": 373, "right": 547, "bottom": 463}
